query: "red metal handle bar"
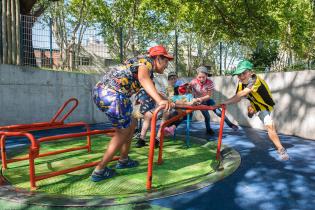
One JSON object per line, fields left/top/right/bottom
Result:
{"left": 172, "top": 104, "right": 226, "bottom": 160}
{"left": 157, "top": 110, "right": 191, "bottom": 164}
{"left": 0, "top": 122, "right": 63, "bottom": 132}
{"left": 0, "top": 121, "right": 90, "bottom": 133}
{"left": 38, "top": 129, "right": 115, "bottom": 143}
{"left": 0, "top": 131, "right": 39, "bottom": 152}
{"left": 146, "top": 104, "right": 226, "bottom": 191}
{"left": 174, "top": 104, "right": 221, "bottom": 111}
{"left": 7, "top": 145, "right": 89, "bottom": 163}
{"left": 35, "top": 156, "right": 120, "bottom": 182}
{"left": 50, "top": 98, "right": 79, "bottom": 123}
{"left": 0, "top": 131, "right": 39, "bottom": 190}
{"left": 216, "top": 104, "right": 226, "bottom": 160}
{"left": 1, "top": 122, "right": 92, "bottom": 166}
{"left": 0, "top": 98, "right": 79, "bottom": 132}
{"left": 146, "top": 105, "right": 165, "bottom": 190}
{"left": 1, "top": 131, "right": 39, "bottom": 169}
{"left": 1, "top": 128, "right": 116, "bottom": 190}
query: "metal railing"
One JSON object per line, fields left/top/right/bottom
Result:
{"left": 146, "top": 104, "right": 226, "bottom": 191}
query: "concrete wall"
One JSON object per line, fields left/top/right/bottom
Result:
{"left": 0, "top": 64, "right": 104, "bottom": 125}
{"left": 1, "top": 64, "right": 314, "bottom": 140}
{"left": 208, "top": 70, "right": 315, "bottom": 140}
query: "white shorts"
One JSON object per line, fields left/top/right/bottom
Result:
{"left": 258, "top": 110, "right": 274, "bottom": 126}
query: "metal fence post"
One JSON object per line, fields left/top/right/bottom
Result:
{"left": 49, "top": 18, "right": 53, "bottom": 68}
{"left": 219, "top": 41, "right": 222, "bottom": 76}
{"left": 0, "top": 4, "right": 2, "bottom": 64}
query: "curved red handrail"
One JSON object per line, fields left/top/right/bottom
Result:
{"left": 0, "top": 131, "right": 39, "bottom": 189}
{"left": 146, "top": 104, "right": 226, "bottom": 191}
{"left": 0, "top": 98, "right": 79, "bottom": 132}
{"left": 50, "top": 98, "right": 79, "bottom": 123}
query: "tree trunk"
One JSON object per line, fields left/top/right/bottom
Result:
{"left": 1, "top": 0, "right": 53, "bottom": 65}
{"left": 19, "top": 0, "right": 37, "bottom": 15}
{"left": 2, "top": 0, "right": 8, "bottom": 64}
{"left": 7, "top": 0, "right": 12, "bottom": 64}
{"left": 1, "top": 0, "right": 21, "bottom": 65}
{"left": 0, "top": 0, "right": 2, "bottom": 64}
{"left": 16, "top": 0, "right": 20, "bottom": 64}
{"left": 11, "top": 0, "right": 17, "bottom": 65}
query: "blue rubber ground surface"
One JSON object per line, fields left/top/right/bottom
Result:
{"left": 2, "top": 121, "right": 315, "bottom": 210}
{"left": 155, "top": 122, "right": 315, "bottom": 210}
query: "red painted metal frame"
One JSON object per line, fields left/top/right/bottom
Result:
{"left": 0, "top": 98, "right": 91, "bottom": 169}
{"left": 0, "top": 98, "right": 116, "bottom": 190}
{"left": 146, "top": 104, "right": 226, "bottom": 191}
{"left": 0, "top": 129, "right": 115, "bottom": 190}
{"left": 0, "top": 98, "right": 79, "bottom": 132}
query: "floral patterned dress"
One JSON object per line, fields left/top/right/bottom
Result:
{"left": 92, "top": 55, "right": 154, "bottom": 128}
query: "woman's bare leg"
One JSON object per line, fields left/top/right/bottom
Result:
{"left": 95, "top": 119, "right": 136, "bottom": 170}
{"left": 120, "top": 118, "right": 137, "bottom": 159}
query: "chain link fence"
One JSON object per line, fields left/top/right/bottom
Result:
{"left": 21, "top": 15, "right": 118, "bottom": 73}
{"left": 10, "top": 15, "right": 315, "bottom": 75}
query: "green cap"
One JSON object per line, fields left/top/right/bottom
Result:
{"left": 233, "top": 60, "right": 253, "bottom": 75}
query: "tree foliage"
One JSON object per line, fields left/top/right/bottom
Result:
{"left": 41, "top": 0, "right": 98, "bottom": 70}
{"left": 25, "top": 0, "right": 315, "bottom": 72}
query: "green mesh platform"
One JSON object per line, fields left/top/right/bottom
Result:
{"left": 1, "top": 135, "right": 240, "bottom": 206}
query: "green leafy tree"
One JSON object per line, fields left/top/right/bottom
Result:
{"left": 250, "top": 41, "right": 279, "bottom": 72}
{"left": 43, "top": 0, "right": 97, "bottom": 70}
{"left": 92, "top": 0, "right": 186, "bottom": 61}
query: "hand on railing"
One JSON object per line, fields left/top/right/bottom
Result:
{"left": 158, "top": 99, "right": 175, "bottom": 111}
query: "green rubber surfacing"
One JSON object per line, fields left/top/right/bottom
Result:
{"left": 1, "top": 135, "right": 240, "bottom": 206}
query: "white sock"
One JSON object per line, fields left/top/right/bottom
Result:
{"left": 94, "top": 168, "right": 105, "bottom": 173}
{"left": 119, "top": 157, "right": 129, "bottom": 163}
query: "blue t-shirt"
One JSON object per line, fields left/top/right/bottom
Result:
{"left": 172, "top": 94, "right": 193, "bottom": 103}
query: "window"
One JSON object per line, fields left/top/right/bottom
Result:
{"left": 79, "top": 57, "right": 91, "bottom": 66}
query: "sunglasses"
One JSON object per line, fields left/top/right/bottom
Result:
{"left": 168, "top": 76, "right": 177, "bottom": 80}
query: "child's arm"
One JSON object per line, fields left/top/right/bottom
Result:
{"left": 193, "top": 88, "right": 212, "bottom": 104}
{"left": 222, "top": 88, "right": 252, "bottom": 105}
{"left": 188, "top": 81, "right": 212, "bottom": 104}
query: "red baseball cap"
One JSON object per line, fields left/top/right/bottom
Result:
{"left": 148, "top": 45, "right": 174, "bottom": 60}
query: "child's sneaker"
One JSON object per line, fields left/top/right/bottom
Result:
{"left": 164, "top": 126, "right": 175, "bottom": 136}
{"left": 231, "top": 124, "right": 239, "bottom": 131}
{"left": 133, "top": 131, "right": 141, "bottom": 139}
{"left": 277, "top": 148, "right": 289, "bottom": 161}
{"left": 154, "top": 137, "right": 160, "bottom": 149}
{"left": 164, "top": 127, "right": 171, "bottom": 136}
{"left": 91, "top": 167, "right": 116, "bottom": 182}
{"left": 135, "top": 137, "right": 146, "bottom": 148}
{"left": 206, "top": 128, "right": 215, "bottom": 136}
{"left": 116, "top": 157, "right": 139, "bottom": 169}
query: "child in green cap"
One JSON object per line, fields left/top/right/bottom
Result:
{"left": 221, "top": 60, "right": 289, "bottom": 161}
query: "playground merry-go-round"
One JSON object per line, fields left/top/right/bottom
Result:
{"left": 0, "top": 98, "right": 241, "bottom": 207}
